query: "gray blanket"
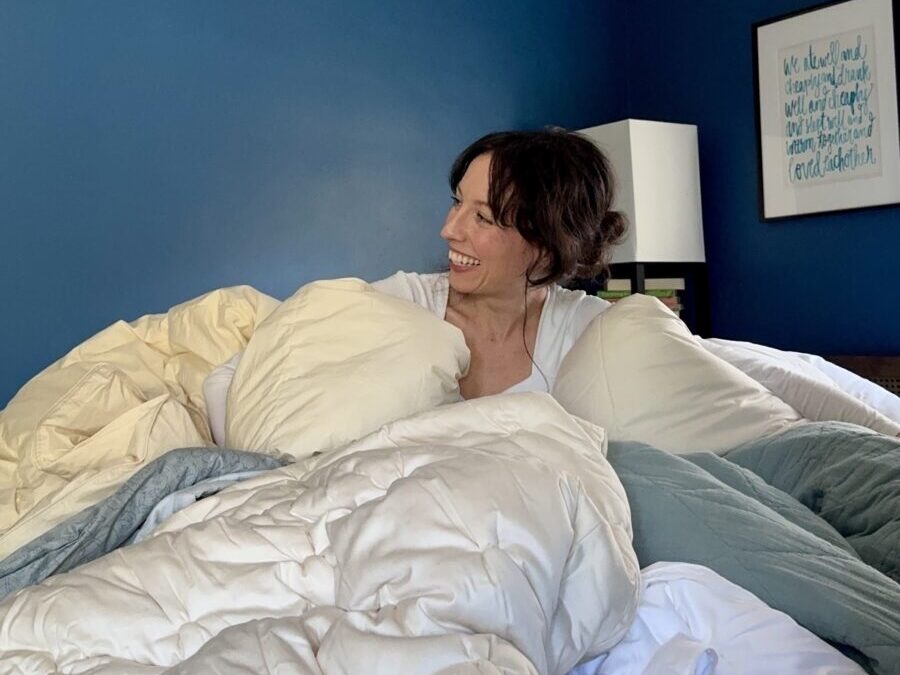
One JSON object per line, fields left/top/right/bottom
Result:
{"left": 608, "top": 421, "right": 900, "bottom": 675}
{"left": 0, "top": 447, "right": 286, "bottom": 601}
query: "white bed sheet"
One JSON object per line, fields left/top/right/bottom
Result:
{"left": 571, "top": 562, "right": 864, "bottom": 675}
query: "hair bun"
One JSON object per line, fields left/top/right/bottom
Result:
{"left": 573, "top": 209, "right": 628, "bottom": 280}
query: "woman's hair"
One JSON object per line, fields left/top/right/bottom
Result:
{"left": 449, "top": 127, "right": 627, "bottom": 286}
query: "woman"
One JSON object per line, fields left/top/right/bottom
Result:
{"left": 204, "top": 128, "right": 626, "bottom": 443}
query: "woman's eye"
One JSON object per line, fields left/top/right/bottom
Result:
{"left": 449, "top": 196, "right": 492, "bottom": 224}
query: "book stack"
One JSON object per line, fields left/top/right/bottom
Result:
{"left": 597, "top": 278, "right": 685, "bottom": 317}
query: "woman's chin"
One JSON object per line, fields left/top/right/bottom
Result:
{"left": 448, "top": 269, "right": 481, "bottom": 295}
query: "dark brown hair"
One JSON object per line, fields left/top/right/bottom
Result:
{"left": 449, "top": 128, "right": 627, "bottom": 286}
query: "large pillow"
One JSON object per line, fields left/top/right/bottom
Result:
{"left": 703, "top": 338, "right": 900, "bottom": 437}
{"left": 226, "top": 278, "right": 470, "bottom": 458}
{"left": 552, "top": 294, "right": 803, "bottom": 454}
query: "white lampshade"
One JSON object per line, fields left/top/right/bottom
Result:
{"left": 578, "top": 119, "right": 705, "bottom": 264}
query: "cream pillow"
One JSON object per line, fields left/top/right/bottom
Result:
{"left": 226, "top": 278, "right": 470, "bottom": 458}
{"left": 552, "top": 294, "right": 803, "bottom": 455}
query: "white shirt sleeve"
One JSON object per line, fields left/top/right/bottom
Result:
{"left": 370, "top": 270, "right": 448, "bottom": 318}
{"left": 203, "top": 352, "right": 242, "bottom": 446}
{"left": 370, "top": 272, "right": 417, "bottom": 302}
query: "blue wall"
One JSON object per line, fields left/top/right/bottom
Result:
{"left": 618, "top": 0, "right": 900, "bottom": 354}
{"left": 0, "top": 0, "right": 627, "bottom": 406}
{"left": 4, "top": 0, "right": 897, "bottom": 408}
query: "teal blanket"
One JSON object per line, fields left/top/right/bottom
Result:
{"left": 608, "top": 421, "right": 900, "bottom": 675}
{"left": 726, "top": 421, "right": 900, "bottom": 582}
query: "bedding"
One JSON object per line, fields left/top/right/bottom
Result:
{"left": 2, "top": 420, "right": 894, "bottom": 673}
{"left": 790, "top": 351, "right": 900, "bottom": 422}
{"left": 0, "top": 285, "right": 279, "bottom": 557}
{"left": 225, "top": 278, "right": 470, "bottom": 458}
{"left": 573, "top": 562, "right": 864, "bottom": 675}
{"left": 702, "top": 338, "right": 900, "bottom": 436}
{"left": 553, "top": 294, "right": 804, "bottom": 454}
{"left": 0, "top": 446, "right": 287, "bottom": 601}
{"left": 724, "top": 421, "right": 900, "bottom": 583}
{"left": 129, "top": 468, "right": 273, "bottom": 544}
{"left": 0, "top": 393, "right": 640, "bottom": 675}
{"left": 2, "top": 280, "right": 899, "bottom": 674}
{"left": 608, "top": 423, "right": 900, "bottom": 674}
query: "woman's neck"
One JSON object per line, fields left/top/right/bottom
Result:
{"left": 448, "top": 283, "right": 549, "bottom": 340}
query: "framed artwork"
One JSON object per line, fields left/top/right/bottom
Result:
{"left": 753, "top": 0, "right": 900, "bottom": 220}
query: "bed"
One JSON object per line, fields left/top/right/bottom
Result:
{"left": 0, "top": 281, "right": 897, "bottom": 674}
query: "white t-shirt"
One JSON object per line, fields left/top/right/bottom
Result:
{"left": 203, "top": 271, "right": 610, "bottom": 445}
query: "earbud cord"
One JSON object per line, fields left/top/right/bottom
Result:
{"left": 522, "top": 274, "right": 550, "bottom": 391}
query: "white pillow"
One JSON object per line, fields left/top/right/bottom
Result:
{"left": 552, "top": 294, "right": 803, "bottom": 455}
{"left": 225, "top": 278, "right": 469, "bottom": 459}
{"left": 787, "top": 351, "right": 900, "bottom": 424}
{"left": 703, "top": 339, "right": 900, "bottom": 437}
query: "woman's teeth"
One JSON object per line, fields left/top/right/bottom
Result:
{"left": 449, "top": 251, "right": 480, "bottom": 266}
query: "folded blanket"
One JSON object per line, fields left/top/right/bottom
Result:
{"left": 607, "top": 423, "right": 900, "bottom": 675}
{"left": 0, "top": 447, "right": 286, "bottom": 602}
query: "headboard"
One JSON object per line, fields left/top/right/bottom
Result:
{"left": 827, "top": 356, "right": 900, "bottom": 396}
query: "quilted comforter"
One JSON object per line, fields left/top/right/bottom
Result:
{"left": 0, "top": 393, "right": 641, "bottom": 674}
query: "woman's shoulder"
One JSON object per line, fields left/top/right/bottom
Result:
{"left": 548, "top": 284, "right": 611, "bottom": 317}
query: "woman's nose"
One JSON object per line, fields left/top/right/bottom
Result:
{"left": 441, "top": 209, "right": 463, "bottom": 241}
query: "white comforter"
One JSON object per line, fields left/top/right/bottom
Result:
{"left": 0, "top": 393, "right": 640, "bottom": 675}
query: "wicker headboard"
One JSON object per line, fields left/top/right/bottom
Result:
{"left": 827, "top": 356, "right": 900, "bottom": 396}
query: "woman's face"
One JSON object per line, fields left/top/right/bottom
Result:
{"left": 440, "top": 153, "right": 540, "bottom": 298}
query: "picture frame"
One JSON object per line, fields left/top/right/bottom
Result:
{"left": 752, "top": 0, "right": 900, "bottom": 220}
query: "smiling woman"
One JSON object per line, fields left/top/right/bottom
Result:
{"left": 203, "top": 128, "right": 627, "bottom": 442}
{"left": 437, "top": 129, "right": 627, "bottom": 399}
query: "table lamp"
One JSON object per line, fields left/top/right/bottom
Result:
{"left": 578, "top": 119, "right": 705, "bottom": 293}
